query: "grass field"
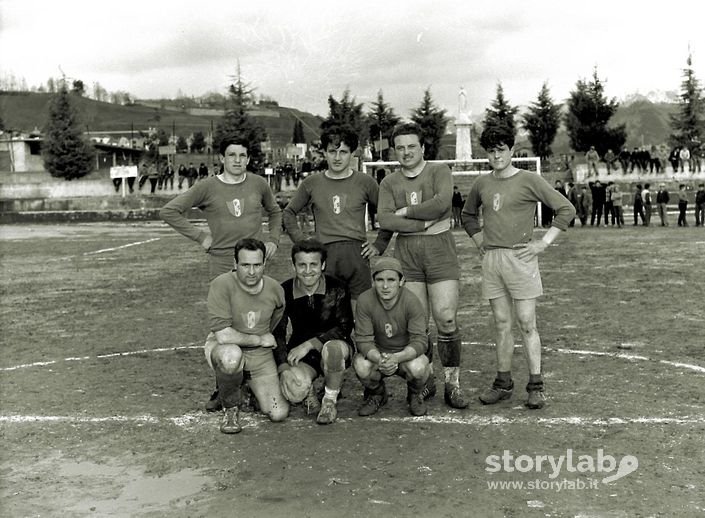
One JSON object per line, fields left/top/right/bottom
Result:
{"left": 1, "top": 221, "right": 704, "bottom": 517}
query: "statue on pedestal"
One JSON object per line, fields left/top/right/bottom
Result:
{"left": 457, "top": 86, "right": 471, "bottom": 124}
{"left": 455, "top": 86, "right": 472, "bottom": 161}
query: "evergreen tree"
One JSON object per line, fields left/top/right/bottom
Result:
{"left": 292, "top": 120, "right": 305, "bottom": 144}
{"left": 191, "top": 131, "right": 206, "bottom": 153}
{"left": 564, "top": 69, "right": 626, "bottom": 155}
{"left": 176, "top": 135, "right": 188, "bottom": 153}
{"left": 410, "top": 88, "right": 448, "bottom": 160}
{"left": 214, "top": 62, "right": 267, "bottom": 166}
{"left": 483, "top": 82, "right": 519, "bottom": 135}
{"left": 522, "top": 82, "right": 562, "bottom": 160}
{"left": 71, "top": 80, "right": 85, "bottom": 97}
{"left": 320, "top": 89, "right": 368, "bottom": 146}
{"left": 367, "top": 89, "right": 400, "bottom": 160}
{"left": 42, "top": 82, "right": 93, "bottom": 180}
{"left": 669, "top": 52, "right": 705, "bottom": 146}
{"left": 143, "top": 128, "right": 169, "bottom": 162}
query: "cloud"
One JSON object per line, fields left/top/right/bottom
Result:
{"left": 0, "top": 0, "right": 701, "bottom": 119}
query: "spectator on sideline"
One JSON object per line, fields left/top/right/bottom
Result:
{"left": 656, "top": 183, "right": 670, "bottom": 226}
{"left": 604, "top": 149, "right": 617, "bottom": 175}
{"left": 585, "top": 146, "right": 600, "bottom": 177}
{"left": 590, "top": 180, "right": 607, "bottom": 227}
{"left": 643, "top": 183, "right": 653, "bottom": 227}
{"left": 695, "top": 183, "right": 705, "bottom": 227}
{"left": 633, "top": 184, "right": 646, "bottom": 226}
{"left": 677, "top": 184, "right": 688, "bottom": 226}
{"left": 611, "top": 182, "right": 625, "bottom": 228}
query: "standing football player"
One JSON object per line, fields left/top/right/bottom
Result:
{"left": 377, "top": 123, "right": 468, "bottom": 409}
{"left": 462, "top": 124, "right": 575, "bottom": 409}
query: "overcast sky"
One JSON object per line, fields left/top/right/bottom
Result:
{"left": 0, "top": 0, "right": 701, "bottom": 119}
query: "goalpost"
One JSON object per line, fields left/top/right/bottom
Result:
{"left": 362, "top": 157, "right": 546, "bottom": 226}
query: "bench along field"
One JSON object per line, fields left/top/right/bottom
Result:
{"left": 1, "top": 222, "right": 703, "bottom": 517}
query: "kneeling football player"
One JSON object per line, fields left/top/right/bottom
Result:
{"left": 353, "top": 257, "right": 431, "bottom": 417}
{"left": 205, "top": 238, "right": 289, "bottom": 434}
{"left": 273, "top": 239, "right": 355, "bottom": 425}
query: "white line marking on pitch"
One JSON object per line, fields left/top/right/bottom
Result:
{"left": 83, "top": 237, "right": 160, "bottom": 256}
{"left": 2, "top": 342, "right": 705, "bottom": 375}
{"left": 0, "top": 345, "right": 201, "bottom": 371}
{"left": 466, "top": 341, "right": 705, "bottom": 375}
{"left": 2, "top": 413, "right": 704, "bottom": 428}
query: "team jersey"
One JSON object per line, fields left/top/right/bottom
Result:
{"left": 272, "top": 275, "right": 354, "bottom": 364}
{"left": 462, "top": 170, "right": 576, "bottom": 249}
{"left": 354, "top": 287, "right": 427, "bottom": 357}
{"left": 282, "top": 170, "right": 391, "bottom": 251}
{"left": 208, "top": 273, "right": 285, "bottom": 336}
{"left": 377, "top": 162, "right": 453, "bottom": 235}
{"left": 160, "top": 174, "right": 282, "bottom": 255}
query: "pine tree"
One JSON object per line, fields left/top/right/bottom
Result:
{"left": 191, "top": 131, "right": 206, "bottom": 153}
{"left": 522, "top": 83, "right": 562, "bottom": 160}
{"left": 410, "top": 88, "right": 448, "bottom": 160}
{"left": 320, "top": 89, "right": 368, "bottom": 146}
{"left": 42, "top": 82, "right": 93, "bottom": 180}
{"left": 367, "top": 90, "right": 400, "bottom": 160}
{"left": 669, "top": 52, "right": 705, "bottom": 146}
{"left": 292, "top": 120, "right": 305, "bottom": 144}
{"left": 483, "top": 82, "right": 519, "bottom": 135}
{"left": 176, "top": 135, "right": 188, "bottom": 153}
{"left": 214, "top": 62, "right": 267, "bottom": 166}
{"left": 564, "top": 69, "right": 626, "bottom": 156}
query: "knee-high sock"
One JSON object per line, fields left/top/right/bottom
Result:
{"left": 437, "top": 329, "right": 461, "bottom": 367}
{"left": 215, "top": 369, "right": 244, "bottom": 409}
{"left": 425, "top": 331, "right": 434, "bottom": 363}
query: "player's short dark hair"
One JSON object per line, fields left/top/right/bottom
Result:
{"left": 479, "top": 123, "right": 515, "bottom": 150}
{"left": 320, "top": 127, "right": 359, "bottom": 152}
{"left": 218, "top": 136, "right": 250, "bottom": 156}
{"left": 234, "top": 238, "right": 266, "bottom": 263}
{"left": 644, "top": 183, "right": 650, "bottom": 189}
{"left": 291, "top": 238, "right": 327, "bottom": 264}
{"left": 391, "top": 123, "right": 424, "bottom": 147}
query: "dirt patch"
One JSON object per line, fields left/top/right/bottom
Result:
{"left": 1, "top": 222, "right": 704, "bottom": 516}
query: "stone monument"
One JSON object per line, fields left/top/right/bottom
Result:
{"left": 455, "top": 86, "right": 473, "bottom": 162}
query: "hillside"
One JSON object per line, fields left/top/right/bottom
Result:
{"left": 1, "top": 92, "right": 680, "bottom": 156}
{"left": 0, "top": 92, "right": 324, "bottom": 149}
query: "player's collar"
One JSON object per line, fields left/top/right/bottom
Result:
{"left": 324, "top": 169, "right": 353, "bottom": 180}
{"left": 292, "top": 275, "right": 327, "bottom": 299}
{"left": 218, "top": 172, "right": 247, "bottom": 185}
{"left": 401, "top": 161, "right": 426, "bottom": 179}
{"left": 235, "top": 276, "right": 264, "bottom": 295}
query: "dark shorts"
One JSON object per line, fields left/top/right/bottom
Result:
{"left": 394, "top": 231, "right": 460, "bottom": 283}
{"left": 325, "top": 240, "right": 371, "bottom": 299}
{"left": 208, "top": 252, "right": 235, "bottom": 281}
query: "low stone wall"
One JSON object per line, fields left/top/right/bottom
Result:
{"left": 0, "top": 169, "right": 186, "bottom": 200}
{"left": 0, "top": 209, "right": 164, "bottom": 224}
{"left": 0, "top": 170, "right": 184, "bottom": 223}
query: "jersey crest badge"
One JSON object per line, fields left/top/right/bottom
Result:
{"left": 408, "top": 191, "right": 421, "bottom": 205}
{"left": 384, "top": 322, "right": 393, "bottom": 338}
{"left": 332, "top": 194, "right": 342, "bottom": 214}
{"left": 228, "top": 198, "right": 243, "bottom": 217}
{"left": 246, "top": 310, "right": 257, "bottom": 329}
{"left": 492, "top": 193, "right": 503, "bottom": 212}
